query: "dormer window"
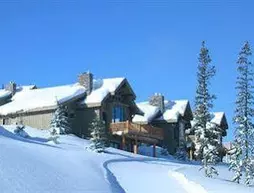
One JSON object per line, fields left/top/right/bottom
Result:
{"left": 112, "top": 106, "right": 124, "bottom": 122}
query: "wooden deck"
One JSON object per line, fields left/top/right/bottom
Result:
{"left": 109, "top": 121, "right": 164, "bottom": 142}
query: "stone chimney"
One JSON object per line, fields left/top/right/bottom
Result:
{"left": 78, "top": 72, "right": 93, "bottom": 95}
{"left": 5, "top": 81, "right": 17, "bottom": 96}
{"left": 149, "top": 93, "right": 165, "bottom": 112}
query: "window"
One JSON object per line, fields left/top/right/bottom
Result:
{"left": 112, "top": 106, "right": 124, "bottom": 122}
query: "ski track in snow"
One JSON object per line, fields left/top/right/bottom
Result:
{"left": 105, "top": 155, "right": 208, "bottom": 193}
{"left": 104, "top": 156, "right": 190, "bottom": 193}
{"left": 103, "top": 159, "right": 126, "bottom": 193}
{"left": 103, "top": 157, "right": 163, "bottom": 193}
{"left": 169, "top": 170, "right": 208, "bottom": 193}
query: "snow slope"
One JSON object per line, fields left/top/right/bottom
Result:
{"left": 0, "top": 125, "right": 253, "bottom": 193}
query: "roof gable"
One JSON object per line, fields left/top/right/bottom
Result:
{"left": 156, "top": 100, "right": 190, "bottom": 122}
{"left": 80, "top": 77, "right": 125, "bottom": 107}
{"left": 132, "top": 102, "right": 161, "bottom": 123}
{"left": 211, "top": 112, "right": 228, "bottom": 130}
{"left": 190, "top": 112, "right": 228, "bottom": 135}
{"left": 133, "top": 99, "right": 192, "bottom": 123}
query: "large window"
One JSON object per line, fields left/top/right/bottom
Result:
{"left": 112, "top": 106, "right": 124, "bottom": 122}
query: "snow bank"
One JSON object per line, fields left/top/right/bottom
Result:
{"left": 169, "top": 171, "right": 208, "bottom": 193}
{"left": 0, "top": 125, "right": 112, "bottom": 193}
{"left": 1, "top": 125, "right": 253, "bottom": 193}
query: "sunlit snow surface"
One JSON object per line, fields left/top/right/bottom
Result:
{"left": 0, "top": 125, "right": 253, "bottom": 193}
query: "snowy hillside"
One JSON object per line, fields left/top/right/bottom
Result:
{"left": 0, "top": 125, "right": 253, "bottom": 193}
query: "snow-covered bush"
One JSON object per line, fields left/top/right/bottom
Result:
{"left": 14, "top": 124, "right": 29, "bottom": 138}
{"left": 50, "top": 102, "right": 71, "bottom": 135}
{"left": 48, "top": 128, "right": 60, "bottom": 144}
{"left": 175, "top": 142, "right": 188, "bottom": 161}
{"left": 88, "top": 116, "right": 107, "bottom": 153}
{"left": 160, "top": 146, "right": 169, "bottom": 156}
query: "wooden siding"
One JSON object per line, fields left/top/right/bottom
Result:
{"left": 151, "top": 121, "right": 179, "bottom": 154}
{"left": 0, "top": 111, "right": 54, "bottom": 129}
{"left": 71, "top": 107, "right": 100, "bottom": 137}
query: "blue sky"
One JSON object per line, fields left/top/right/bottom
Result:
{"left": 1, "top": 1, "right": 254, "bottom": 141}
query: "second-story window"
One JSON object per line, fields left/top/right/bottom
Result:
{"left": 112, "top": 106, "right": 124, "bottom": 122}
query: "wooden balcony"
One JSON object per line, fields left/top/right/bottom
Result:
{"left": 109, "top": 121, "right": 164, "bottom": 143}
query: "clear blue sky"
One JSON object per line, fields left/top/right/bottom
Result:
{"left": 1, "top": 1, "right": 254, "bottom": 141}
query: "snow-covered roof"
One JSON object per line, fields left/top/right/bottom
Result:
{"left": 156, "top": 100, "right": 189, "bottom": 122}
{"left": 223, "top": 142, "right": 233, "bottom": 150}
{"left": 0, "top": 89, "right": 11, "bottom": 99}
{"left": 132, "top": 102, "right": 160, "bottom": 123}
{"left": 190, "top": 112, "right": 228, "bottom": 131}
{"left": 133, "top": 100, "right": 190, "bottom": 123}
{"left": 82, "top": 78, "right": 125, "bottom": 105}
{"left": 0, "top": 77, "right": 126, "bottom": 116}
{"left": 17, "top": 85, "right": 37, "bottom": 91}
{"left": 0, "top": 84, "right": 86, "bottom": 116}
{"left": 211, "top": 112, "right": 225, "bottom": 125}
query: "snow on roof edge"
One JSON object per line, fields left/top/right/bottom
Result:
{"left": 133, "top": 99, "right": 190, "bottom": 123}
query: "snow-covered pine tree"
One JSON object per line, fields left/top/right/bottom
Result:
{"left": 229, "top": 41, "right": 254, "bottom": 185}
{"left": 192, "top": 41, "right": 221, "bottom": 177}
{"left": 50, "top": 101, "right": 71, "bottom": 135}
{"left": 228, "top": 140, "right": 243, "bottom": 184}
{"left": 175, "top": 140, "right": 188, "bottom": 161}
{"left": 160, "top": 146, "right": 169, "bottom": 156}
{"left": 88, "top": 116, "right": 107, "bottom": 153}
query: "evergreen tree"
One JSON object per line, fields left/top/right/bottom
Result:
{"left": 175, "top": 140, "right": 188, "bottom": 161}
{"left": 88, "top": 116, "right": 107, "bottom": 153}
{"left": 230, "top": 41, "right": 254, "bottom": 185}
{"left": 50, "top": 102, "right": 71, "bottom": 135}
{"left": 160, "top": 147, "right": 169, "bottom": 156}
{"left": 192, "top": 41, "right": 220, "bottom": 177}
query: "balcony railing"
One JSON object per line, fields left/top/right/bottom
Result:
{"left": 110, "top": 121, "right": 164, "bottom": 141}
